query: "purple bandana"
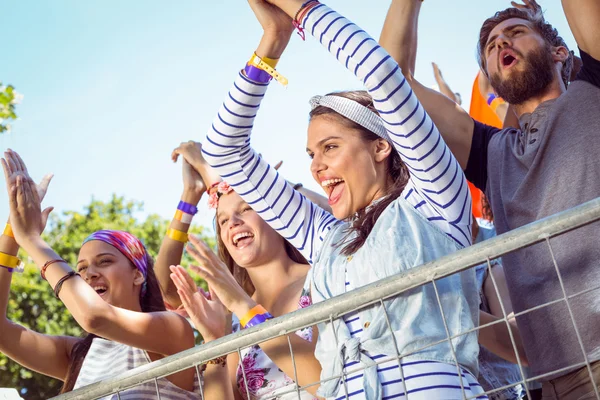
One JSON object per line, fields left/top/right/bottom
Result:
{"left": 82, "top": 230, "right": 149, "bottom": 293}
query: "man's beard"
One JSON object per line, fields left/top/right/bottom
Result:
{"left": 489, "top": 45, "right": 555, "bottom": 105}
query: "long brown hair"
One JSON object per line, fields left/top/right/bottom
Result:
{"left": 310, "top": 90, "right": 410, "bottom": 256}
{"left": 215, "top": 215, "right": 309, "bottom": 297}
{"left": 60, "top": 254, "right": 165, "bottom": 393}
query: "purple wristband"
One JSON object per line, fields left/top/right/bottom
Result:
{"left": 178, "top": 201, "right": 198, "bottom": 216}
{"left": 245, "top": 312, "right": 274, "bottom": 328}
{"left": 244, "top": 64, "right": 272, "bottom": 83}
{"left": 0, "top": 266, "right": 14, "bottom": 273}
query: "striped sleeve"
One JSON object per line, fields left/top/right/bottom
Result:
{"left": 202, "top": 73, "right": 337, "bottom": 263}
{"left": 303, "top": 4, "right": 472, "bottom": 247}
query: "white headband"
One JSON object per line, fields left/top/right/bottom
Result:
{"left": 309, "top": 95, "right": 391, "bottom": 142}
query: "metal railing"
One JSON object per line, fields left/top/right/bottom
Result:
{"left": 52, "top": 197, "right": 600, "bottom": 400}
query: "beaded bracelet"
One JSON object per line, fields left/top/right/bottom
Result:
{"left": 198, "top": 355, "right": 227, "bottom": 373}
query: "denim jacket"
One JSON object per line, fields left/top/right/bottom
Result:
{"left": 311, "top": 197, "right": 480, "bottom": 399}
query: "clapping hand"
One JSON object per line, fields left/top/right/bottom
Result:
{"left": 170, "top": 265, "right": 228, "bottom": 342}
{"left": 1, "top": 150, "right": 54, "bottom": 245}
{"left": 184, "top": 235, "right": 256, "bottom": 319}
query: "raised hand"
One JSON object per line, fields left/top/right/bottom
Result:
{"left": 185, "top": 235, "right": 255, "bottom": 317}
{"left": 432, "top": 62, "right": 443, "bottom": 80}
{"left": 169, "top": 265, "right": 228, "bottom": 342}
{"left": 172, "top": 141, "right": 221, "bottom": 189}
{"left": 248, "top": 0, "right": 294, "bottom": 36}
{"left": 2, "top": 150, "right": 53, "bottom": 237}
{"left": 3, "top": 172, "right": 42, "bottom": 246}
{"left": 182, "top": 159, "right": 206, "bottom": 198}
{"left": 510, "top": 0, "right": 542, "bottom": 14}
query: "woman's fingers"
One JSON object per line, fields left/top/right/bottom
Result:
{"left": 1, "top": 158, "right": 11, "bottom": 184}
{"left": 174, "top": 265, "right": 197, "bottom": 293}
{"left": 170, "top": 269, "right": 192, "bottom": 294}
{"left": 171, "top": 148, "right": 181, "bottom": 163}
{"left": 189, "top": 235, "right": 221, "bottom": 265}
{"left": 37, "top": 174, "right": 54, "bottom": 201}
{"left": 4, "top": 152, "right": 17, "bottom": 175}
{"left": 12, "top": 151, "right": 29, "bottom": 175}
{"left": 185, "top": 242, "right": 213, "bottom": 269}
{"left": 189, "top": 264, "right": 214, "bottom": 281}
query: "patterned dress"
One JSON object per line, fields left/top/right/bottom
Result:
{"left": 232, "top": 286, "right": 317, "bottom": 400}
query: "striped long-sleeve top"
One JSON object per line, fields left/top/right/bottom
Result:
{"left": 202, "top": 3, "right": 478, "bottom": 399}
{"left": 202, "top": 6, "right": 472, "bottom": 262}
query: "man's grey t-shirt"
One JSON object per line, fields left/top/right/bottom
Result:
{"left": 466, "top": 49, "right": 600, "bottom": 380}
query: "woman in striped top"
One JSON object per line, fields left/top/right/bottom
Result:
{"left": 0, "top": 150, "right": 212, "bottom": 399}
{"left": 201, "top": 1, "right": 484, "bottom": 399}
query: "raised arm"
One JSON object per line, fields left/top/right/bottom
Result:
{"left": 268, "top": 0, "right": 472, "bottom": 246}
{"left": 560, "top": 0, "right": 600, "bottom": 60}
{"left": 2, "top": 153, "right": 196, "bottom": 361}
{"left": 201, "top": 2, "right": 337, "bottom": 264}
{"left": 432, "top": 63, "right": 462, "bottom": 105}
{"left": 155, "top": 148, "right": 206, "bottom": 309}
{"left": 378, "top": 0, "right": 475, "bottom": 169}
{"left": 0, "top": 155, "right": 79, "bottom": 381}
{"left": 182, "top": 235, "right": 322, "bottom": 396}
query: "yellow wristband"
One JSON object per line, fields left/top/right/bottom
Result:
{"left": 240, "top": 304, "right": 268, "bottom": 328}
{"left": 249, "top": 52, "right": 279, "bottom": 69}
{"left": 248, "top": 53, "right": 288, "bottom": 87}
{"left": 0, "top": 252, "right": 21, "bottom": 269}
{"left": 167, "top": 228, "right": 189, "bottom": 243}
{"left": 3, "top": 224, "right": 14, "bottom": 238}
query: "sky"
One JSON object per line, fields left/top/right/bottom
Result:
{"left": 0, "top": 0, "right": 576, "bottom": 233}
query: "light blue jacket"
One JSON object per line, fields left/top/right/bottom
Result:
{"left": 311, "top": 197, "right": 480, "bottom": 399}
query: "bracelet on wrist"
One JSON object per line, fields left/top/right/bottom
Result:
{"left": 3, "top": 224, "right": 14, "bottom": 238}
{"left": 0, "top": 252, "right": 22, "bottom": 274}
{"left": 240, "top": 304, "right": 274, "bottom": 328}
{"left": 167, "top": 228, "right": 189, "bottom": 244}
{"left": 41, "top": 259, "right": 67, "bottom": 281}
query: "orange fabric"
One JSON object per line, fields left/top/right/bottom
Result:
{"left": 469, "top": 74, "right": 503, "bottom": 129}
{"left": 467, "top": 73, "right": 503, "bottom": 219}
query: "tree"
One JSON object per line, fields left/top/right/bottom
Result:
{"left": 0, "top": 195, "right": 214, "bottom": 399}
{"left": 0, "top": 83, "right": 22, "bottom": 133}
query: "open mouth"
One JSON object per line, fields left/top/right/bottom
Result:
{"left": 321, "top": 178, "right": 345, "bottom": 206}
{"left": 93, "top": 286, "right": 108, "bottom": 297}
{"left": 500, "top": 50, "right": 517, "bottom": 69}
{"left": 232, "top": 232, "right": 255, "bottom": 248}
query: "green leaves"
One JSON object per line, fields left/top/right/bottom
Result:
{"left": 0, "top": 195, "right": 214, "bottom": 399}
{"left": 0, "top": 83, "right": 21, "bottom": 134}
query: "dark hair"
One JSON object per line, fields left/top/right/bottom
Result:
{"left": 60, "top": 254, "right": 164, "bottom": 393}
{"left": 477, "top": 5, "right": 573, "bottom": 88}
{"left": 310, "top": 91, "right": 410, "bottom": 256}
{"left": 215, "top": 214, "right": 309, "bottom": 297}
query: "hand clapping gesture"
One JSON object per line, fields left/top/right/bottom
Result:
{"left": 1, "top": 150, "right": 54, "bottom": 246}
{"left": 169, "top": 265, "right": 228, "bottom": 342}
